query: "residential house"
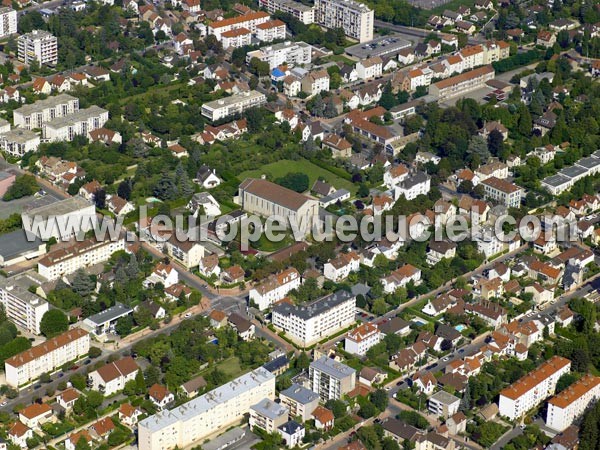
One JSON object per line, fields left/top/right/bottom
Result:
{"left": 87, "top": 357, "right": 139, "bottom": 396}
{"left": 119, "top": 403, "right": 142, "bottom": 427}
{"left": 228, "top": 312, "right": 255, "bottom": 340}
{"left": 149, "top": 384, "right": 174, "bottom": 410}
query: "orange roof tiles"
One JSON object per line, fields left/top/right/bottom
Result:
{"left": 210, "top": 11, "right": 269, "bottom": 29}
{"left": 19, "top": 403, "right": 52, "bottom": 419}
{"left": 500, "top": 356, "right": 571, "bottom": 400}
{"left": 548, "top": 374, "right": 600, "bottom": 409}
{"left": 6, "top": 328, "right": 88, "bottom": 368}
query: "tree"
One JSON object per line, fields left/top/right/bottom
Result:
{"left": 144, "top": 365, "right": 161, "bottom": 387}
{"left": 468, "top": 135, "right": 490, "bottom": 161}
{"left": 153, "top": 173, "right": 178, "bottom": 201}
{"left": 487, "top": 129, "right": 504, "bottom": 157}
{"left": 379, "top": 81, "right": 396, "bottom": 110}
{"left": 371, "top": 298, "right": 388, "bottom": 315}
{"left": 75, "top": 437, "right": 91, "bottom": 450}
{"left": 94, "top": 188, "right": 106, "bottom": 209}
{"left": 117, "top": 179, "right": 132, "bottom": 200}
{"left": 2, "top": 175, "right": 39, "bottom": 201}
{"left": 371, "top": 389, "right": 389, "bottom": 411}
{"left": 72, "top": 269, "right": 95, "bottom": 297}
{"left": 325, "top": 399, "right": 347, "bottom": 418}
{"left": 295, "top": 352, "right": 310, "bottom": 369}
{"left": 249, "top": 57, "right": 270, "bottom": 77}
{"left": 556, "top": 372, "right": 578, "bottom": 394}
{"left": 115, "top": 315, "right": 134, "bottom": 336}
{"left": 40, "top": 310, "right": 68, "bottom": 338}
{"left": 276, "top": 172, "right": 309, "bottom": 193}
{"left": 358, "top": 401, "right": 378, "bottom": 418}
{"left": 39, "top": 372, "right": 51, "bottom": 383}
{"left": 88, "top": 347, "right": 102, "bottom": 358}
{"left": 356, "top": 425, "right": 381, "bottom": 449}
{"left": 517, "top": 104, "right": 532, "bottom": 136}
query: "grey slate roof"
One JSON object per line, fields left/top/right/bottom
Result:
{"left": 272, "top": 290, "right": 355, "bottom": 321}
{"left": 280, "top": 384, "right": 319, "bottom": 405}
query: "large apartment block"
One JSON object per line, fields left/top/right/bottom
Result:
{"left": 429, "top": 65, "right": 495, "bottom": 101}
{"left": 138, "top": 368, "right": 275, "bottom": 450}
{"left": 246, "top": 41, "right": 312, "bottom": 69}
{"left": 259, "top": 0, "right": 315, "bottom": 24}
{"left": 272, "top": 290, "right": 356, "bottom": 346}
{"left": 0, "top": 7, "right": 17, "bottom": 39}
{"left": 0, "top": 272, "right": 49, "bottom": 335}
{"left": 0, "top": 129, "right": 41, "bottom": 157}
{"left": 314, "top": 0, "right": 373, "bottom": 43}
{"left": 13, "top": 94, "right": 79, "bottom": 130}
{"left": 310, "top": 357, "right": 356, "bottom": 401}
{"left": 18, "top": 30, "right": 58, "bottom": 66}
{"left": 481, "top": 176, "right": 523, "bottom": 207}
{"left": 38, "top": 236, "right": 126, "bottom": 281}
{"left": 22, "top": 197, "right": 97, "bottom": 241}
{"left": 42, "top": 105, "right": 109, "bottom": 142}
{"left": 208, "top": 11, "right": 270, "bottom": 40}
{"left": 499, "top": 356, "right": 571, "bottom": 420}
{"left": 201, "top": 91, "right": 266, "bottom": 121}
{"left": 546, "top": 374, "right": 600, "bottom": 431}
{"left": 4, "top": 328, "right": 90, "bottom": 387}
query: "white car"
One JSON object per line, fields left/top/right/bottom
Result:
{"left": 184, "top": 312, "right": 192, "bottom": 318}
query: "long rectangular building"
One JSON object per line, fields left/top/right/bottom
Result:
{"left": 138, "top": 368, "right": 275, "bottom": 450}
{"left": 42, "top": 105, "right": 109, "bottom": 142}
{"left": 246, "top": 41, "right": 312, "bottom": 69}
{"left": 429, "top": 65, "right": 495, "bottom": 101}
{"left": 13, "top": 94, "right": 79, "bottom": 130}
{"left": 201, "top": 91, "right": 266, "bottom": 121}
{"left": 208, "top": 11, "right": 270, "bottom": 40}
{"left": 272, "top": 290, "right": 356, "bottom": 346}
{"left": 4, "top": 328, "right": 90, "bottom": 387}
{"left": 499, "top": 356, "right": 571, "bottom": 420}
{"left": 0, "top": 272, "right": 49, "bottom": 335}
{"left": 259, "top": 0, "right": 314, "bottom": 24}
{"left": 546, "top": 374, "right": 600, "bottom": 431}
{"left": 38, "top": 236, "right": 126, "bottom": 281}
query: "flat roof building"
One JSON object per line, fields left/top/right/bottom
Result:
{"left": 138, "top": 368, "right": 275, "bottom": 450}
{"left": 279, "top": 384, "right": 320, "bottom": 421}
{"left": 309, "top": 357, "right": 356, "bottom": 401}
{"left": 314, "top": 0, "right": 373, "bottom": 42}
{"left": 42, "top": 105, "right": 109, "bottom": 142}
{"left": 201, "top": 91, "right": 266, "bottom": 121}
{"left": 0, "top": 129, "right": 41, "bottom": 157}
{"left": 13, "top": 94, "right": 79, "bottom": 130}
{"left": 0, "top": 271, "right": 49, "bottom": 335}
{"left": 259, "top": 0, "right": 314, "bottom": 24}
{"left": 0, "top": 230, "right": 46, "bottom": 267}
{"left": 429, "top": 65, "right": 495, "bottom": 101}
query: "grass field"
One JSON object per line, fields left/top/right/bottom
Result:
{"left": 206, "top": 357, "right": 243, "bottom": 379}
{"left": 239, "top": 158, "right": 357, "bottom": 194}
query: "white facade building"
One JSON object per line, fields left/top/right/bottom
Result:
{"left": 0, "top": 129, "right": 40, "bottom": 157}
{"left": 88, "top": 357, "right": 139, "bottom": 396}
{"left": 42, "top": 106, "right": 109, "bottom": 142}
{"left": 13, "top": 94, "right": 79, "bottom": 130}
{"left": 272, "top": 290, "right": 356, "bottom": 346}
{"left": 256, "top": 20, "right": 287, "bottom": 42}
{"left": 0, "top": 8, "right": 17, "bottom": 39}
{"left": 0, "top": 272, "right": 49, "bottom": 336}
{"left": 22, "top": 197, "right": 97, "bottom": 241}
{"left": 310, "top": 357, "right": 356, "bottom": 401}
{"left": 249, "top": 268, "right": 301, "bottom": 311}
{"left": 314, "top": 0, "right": 373, "bottom": 42}
{"left": 481, "top": 177, "right": 523, "bottom": 208}
{"left": 138, "top": 368, "right": 275, "bottom": 450}
{"left": 259, "top": 0, "right": 315, "bottom": 24}
{"left": 546, "top": 374, "right": 600, "bottom": 431}
{"left": 208, "top": 11, "right": 270, "bottom": 40}
{"left": 201, "top": 91, "right": 267, "bottom": 121}
{"left": 345, "top": 322, "right": 381, "bottom": 356}
{"left": 4, "top": 328, "right": 89, "bottom": 387}
{"left": 394, "top": 171, "right": 431, "bottom": 201}
{"left": 18, "top": 30, "right": 58, "bottom": 66}
{"left": 247, "top": 41, "right": 312, "bottom": 69}
{"left": 499, "top": 356, "right": 571, "bottom": 421}
{"left": 38, "top": 236, "right": 126, "bottom": 281}
{"left": 323, "top": 251, "right": 360, "bottom": 282}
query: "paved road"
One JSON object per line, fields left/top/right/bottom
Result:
{"left": 374, "top": 20, "right": 487, "bottom": 45}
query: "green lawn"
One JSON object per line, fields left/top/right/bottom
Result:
{"left": 211, "top": 357, "right": 243, "bottom": 379}
{"left": 239, "top": 159, "right": 357, "bottom": 194}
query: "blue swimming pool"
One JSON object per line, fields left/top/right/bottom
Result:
{"left": 455, "top": 325, "right": 466, "bottom": 332}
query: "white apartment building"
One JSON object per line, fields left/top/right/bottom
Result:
{"left": 201, "top": 91, "right": 267, "bottom": 121}
{"left": 42, "top": 105, "right": 109, "bottom": 142}
{"left": 4, "top": 328, "right": 89, "bottom": 387}
{"left": 430, "top": 65, "right": 495, "bottom": 101}
{"left": 279, "top": 384, "right": 320, "bottom": 421}
{"left": 18, "top": 30, "right": 58, "bottom": 66}
{"left": 394, "top": 171, "right": 431, "bottom": 201}
{"left": 272, "top": 290, "right": 356, "bottom": 346}
{"left": 301, "top": 70, "right": 330, "bottom": 96}
{"left": 249, "top": 398, "right": 288, "bottom": 433}
{"left": 481, "top": 177, "right": 523, "bottom": 208}
{"left": 0, "top": 7, "right": 17, "bottom": 39}
{"left": 256, "top": 20, "right": 287, "bottom": 42}
{"left": 13, "top": 94, "right": 79, "bottom": 130}
{"left": 310, "top": 357, "right": 356, "bottom": 401}
{"left": 259, "top": 0, "right": 315, "bottom": 24}
{"left": 38, "top": 236, "right": 126, "bottom": 281}
{"left": 246, "top": 41, "right": 311, "bottom": 69}
{"left": 0, "top": 272, "right": 49, "bottom": 336}
{"left": 236, "top": 178, "right": 319, "bottom": 238}
{"left": 22, "top": 197, "right": 97, "bottom": 241}
{"left": 356, "top": 57, "right": 383, "bottom": 80}
{"left": 138, "top": 368, "right": 275, "bottom": 450}
{"left": 314, "top": 0, "right": 373, "bottom": 43}
{"left": 221, "top": 28, "right": 252, "bottom": 49}
{"left": 473, "top": 227, "right": 505, "bottom": 260}
{"left": 499, "top": 356, "right": 571, "bottom": 421}
{"left": 546, "top": 374, "right": 600, "bottom": 431}
{"left": 0, "top": 129, "right": 40, "bottom": 157}
{"left": 345, "top": 322, "right": 381, "bottom": 356}
{"left": 323, "top": 251, "right": 360, "bottom": 282}
{"left": 208, "top": 11, "right": 270, "bottom": 40}
{"left": 249, "top": 268, "right": 301, "bottom": 311}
